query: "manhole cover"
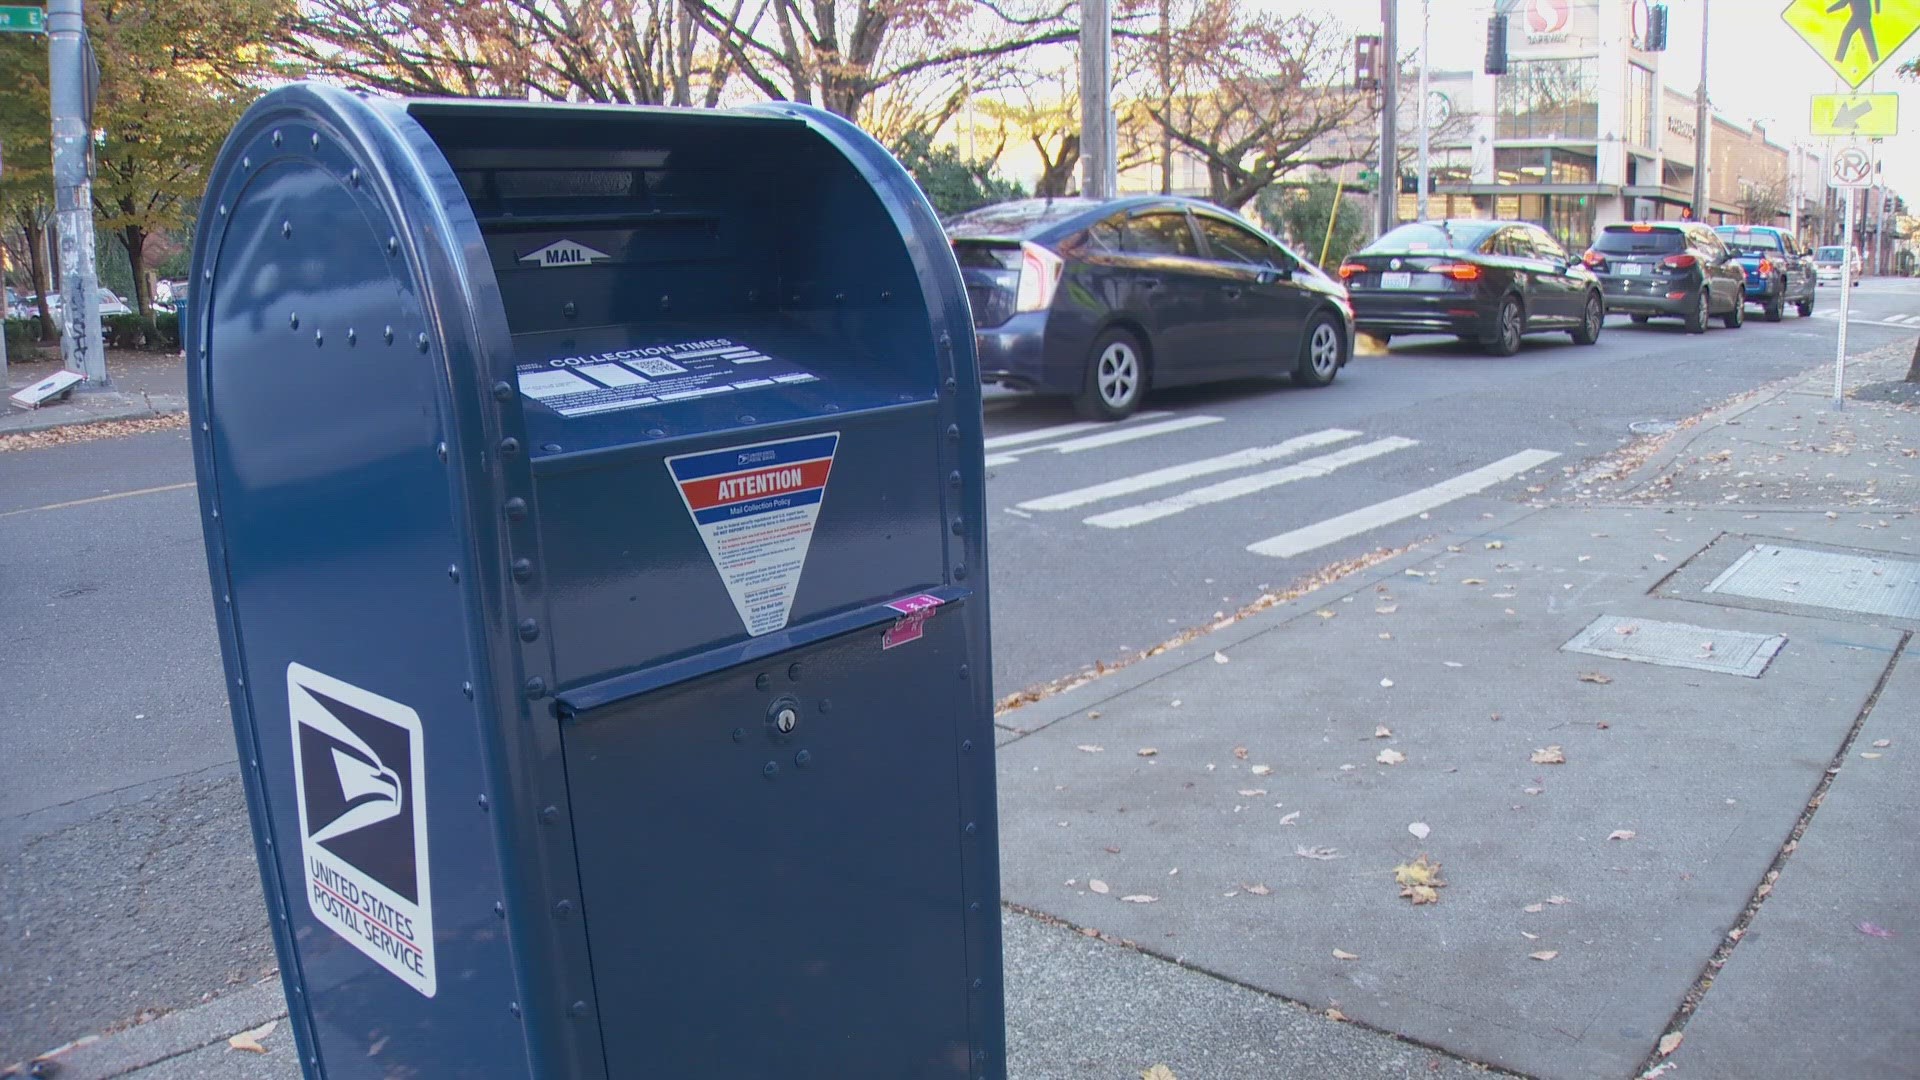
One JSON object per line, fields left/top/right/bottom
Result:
{"left": 1629, "top": 420, "right": 1679, "bottom": 435}
{"left": 1562, "top": 616, "right": 1786, "bottom": 678}
{"left": 1705, "top": 545, "right": 1920, "bottom": 621}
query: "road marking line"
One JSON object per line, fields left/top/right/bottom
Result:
{"left": 1018, "top": 428, "right": 1364, "bottom": 512}
{"left": 985, "top": 414, "right": 1221, "bottom": 467}
{"left": 1085, "top": 437, "right": 1417, "bottom": 529}
{"left": 1245, "top": 449, "right": 1561, "bottom": 559}
{"left": 982, "top": 411, "right": 1171, "bottom": 451}
{"left": 0, "top": 480, "right": 197, "bottom": 518}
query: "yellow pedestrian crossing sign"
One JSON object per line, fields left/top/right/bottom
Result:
{"left": 1781, "top": 0, "right": 1920, "bottom": 88}
{"left": 1811, "top": 92, "right": 1901, "bottom": 135}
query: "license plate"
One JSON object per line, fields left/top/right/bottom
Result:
{"left": 1619, "top": 263, "right": 1646, "bottom": 276}
{"left": 1381, "top": 271, "right": 1413, "bottom": 289}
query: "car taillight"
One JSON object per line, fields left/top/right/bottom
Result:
{"left": 1429, "top": 262, "right": 1482, "bottom": 282}
{"left": 1014, "top": 241, "right": 1065, "bottom": 313}
{"left": 1757, "top": 258, "right": 1774, "bottom": 276}
{"left": 1631, "top": 223, "right": 1654, "bottom": 232}
{"left": 1582, "top": 249, "right": 1605, "bottom": 268}
{"left": 1661, "top": 253, "right": 1697, "bottom": 270}
{"left": 1339, "top": 262, "right": 1367, "bottom": 279}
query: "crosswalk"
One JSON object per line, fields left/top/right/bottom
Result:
{"left": 988, "top": 413, "right": 1560, "bottom": 560}
{"left": 1809, "top": 309, "right": 1920, "bottom": 329}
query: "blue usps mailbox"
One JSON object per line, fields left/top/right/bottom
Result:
{"left": 187, "top": 83, "right": 1002, "bottom": 1079}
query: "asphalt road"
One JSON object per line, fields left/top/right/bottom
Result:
{"left": 2, "top": 279, "right": 1916, "bottom": 1063}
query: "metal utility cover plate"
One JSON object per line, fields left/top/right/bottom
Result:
{"left": 1705, "top": 544, "right": 1920, "bottom": 622}
{"left": 1562, "top": 616, "right": 1786, "bottom": 678}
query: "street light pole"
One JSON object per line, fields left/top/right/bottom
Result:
{"left": 1079, "top": 0, "right": 1116, "bottom": 199}
{"left": 1690, "top": 0, "right": 1710, "bottom": 222}
{"left": 1417, "top": 0, "right": 1431, "bottom": 222}
{"left": 1378, "top": 0, "right": 1398, "bottom": 236}
{"left": 48, "top": 0, "right": 107, "bottom": 387}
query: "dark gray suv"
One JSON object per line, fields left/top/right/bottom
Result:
{"left": 1584, "top": 222, "right": 1748, "bottom": 333}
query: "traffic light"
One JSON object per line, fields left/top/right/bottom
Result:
{"left": 1485, "top": 15, "right": 1509, "bottom": 75}
{"left": 1646, "top": 4, "right": 1669, "bottom": 51}
{"left": 1355, "top": 34, "right": 1381, "bottom": 91}
{"left": 1400, "top": 171, "right": 1418, "bottom": 195}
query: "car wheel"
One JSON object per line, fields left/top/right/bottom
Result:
{"left": 1570, "top": 292, "right": 1603, "bottom": 345}
{"left": 1630, "top": 314, "right": 1651, "bottom": 324}
{"left": 1684, "top": 287, "right": 1710, "bottom": 334}
{"left": 1723, "top": 291, "right": 1745, "bottom": 329}
{"left": 1797, "top": 295, "right": 1814, "bottom": 317}
{"left": 1292, "top": 313, "right": 1344, "bottom": 388}
{"left": 1074, "top": 328, "right": 1147, "bottom": 420}
{"left": 1763, "top": 291, "right": 1784, "bottom": 322}
{"left": 1483, "top": 295, "right": 1524, "bottom": 356}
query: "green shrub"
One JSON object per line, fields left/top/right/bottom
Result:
{"left": 155, "top": 311, "right": 181, "bottom": 351}
{"left": 4, "top": 317, "right": 43, "bottom": 357}
{"left": 99, "top": 311, "right": 183, "bottom": 351}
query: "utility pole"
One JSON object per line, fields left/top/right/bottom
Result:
{"left": 49, "top": 0, "right": 107, "bottom": 387}
{"left": 1378, "top": 0, "right": 1398, "bottom": 236}
{"left": 1079, "top": 0, "right": 1116, "bottom": 199}
{"left": 1788, "top": 145, "right": 1800, "bottom": 240}
{"left": 1416, "top": 0, "right": 1431, "bottom": 222}
{"left": 1690, "top": 0, "right": 1710, "bottom": 223}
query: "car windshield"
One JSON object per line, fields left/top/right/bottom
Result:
{"left": 1815, "top": 246, "right": 1847, "bottom": 261}
{"left": 1366, "top": 222, "right": 1494, "bottom": 252}
{"left": 945, "top": 199, "right": 1101, "bottom": 239}
{"left": 1717, "top": 230, "right": 1782, "bottom": 253}
{"left": 1593, "top": 227, "right": 1686, "bottom": 254}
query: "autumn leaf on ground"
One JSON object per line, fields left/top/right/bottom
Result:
{"left": 1332, "top": 948, "right": 1359, "bottom": 960}
{"left": 1529, "top": 950, "right": 1559, "bottom": 961}
{"left": 1238, "top": 789, "right": 1267, "bottom": 797}
{"left": 1578, "top": 672, "right": 1613, "bottom": 684}
{"left": 228, "top": 1020, "right": 277, "bottom": 1054}
{"left": 1295, "top": 845, "right": 1342, "bottom": 860}
{"left": 1531, "top": 746, "right": 1567, "bottom": 765}
{"left": 1137, "top": 748, "right": 1158, "bottom": 757}
{"left": 1377, "top": 748, "right": 1407, "bottom": 765}
{"left": 1376, "top": 604, "right": 1399, "bottom": 614}
{"left": 1523, "top": 903, "right": 1544, "bottom": 913}
{"left": 1316, "top": 609, "right": 1338, "bottom": 619}
{"left": 1233, "top": 746, "right": 1249, "bottom": 760}
{"left": 1608, "top": 830, "right": 1637, "bottom": 841}
{"left": 1278, "top": 811, "right": 1301, "bottom": 826}
{"left": 1326, "top": 1008, "right": 1348, "bottom": 1021}
{"left": 1546, "top": 895, "right": 1571, "bottom": 905}
{"left": 1859, "top": 922, "right": 1895, "bottom": 938}
{"left": 1214, "top": 651, "right": 1230, "bottom": 664}
{"left": 1462, "top": 578, "right": 1486, "bottom": 585}
{"left": 1395, "top": 854, "right": 1446, "bottom": 904}
{"left": 1872, "top": 739, "right": 1892, "bottom": 748}
{"left": 1141, "top": 1065, "right": 1179, "bottom": 1080}
{"left": 1486, "top": 541, "right": 1504, "bottom": 550}
{"left": 1375, "top": 725, "right": 1393, "bottom": 738}
{"left": 1250, "top": 764, "right": 1273, "bottom": 776}
{"left": 1088, "top": 879, "right": 1110, "bottom": 895}
{"left": 1245, "top": 883, "right": 1272, "bottom": 895}
{"left": 1658, "top": 1031, "right": 1684, "bottom": 1056}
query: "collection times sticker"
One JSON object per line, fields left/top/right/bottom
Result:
{"left": 667, "top": 433, "right": 839, "bottom": 636}
{"left": 288, "top": 663, "right": 436, "bottom": 997}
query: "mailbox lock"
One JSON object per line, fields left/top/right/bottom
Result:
{"left": 769, "top": 697, "right": 801, "bottom": 735}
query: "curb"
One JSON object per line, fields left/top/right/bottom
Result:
{"left": 0, "top": 400, "right": 186, "bottom": 437}
{"left": 9, "top": 980, "right": 289, "bottom": 1080}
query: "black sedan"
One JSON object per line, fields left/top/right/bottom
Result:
{"left": 1340, "top": 220, "right": 1604, "bottom": 356}
{"left": 949, "top": 196, "right": 1355, "bottom": 420}
{"left": 1584, "top": 222, "right": 1747, "bottom": 333}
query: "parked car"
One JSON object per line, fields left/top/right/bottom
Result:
{"left": 1339, "top": 219, "right": 1604, "bottom": 356}
{"left": 39, "top": 289, "right": 135, "bottom": 317}
{"left": 1583, "top": 222, "right": 1746, "bottom": 333}
{"left": 1713, "top": 225, "right": 1815, "bottom": 321}
{"left": 950, "top": 196, "right": 1355, "bottom": 419}
{"left": 1813, "top": 245, "right": 1862, "bottom": 286}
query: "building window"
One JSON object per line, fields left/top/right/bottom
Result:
{"left": 1495, "top": 147, "right": 1596, "bottom": 185}
{"left": 1496, "top": 58, "right": 1600, "bottom": 140}
{"left": 1626, "top": 64, "right": 1656, "bottom": 149}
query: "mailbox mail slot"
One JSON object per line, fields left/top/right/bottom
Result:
{"left": 188, "top": 83, "right": 1001, "bottom": 1079}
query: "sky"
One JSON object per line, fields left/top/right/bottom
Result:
{"left": 1280, "top": 0, "right": 1920, "bottom": 194}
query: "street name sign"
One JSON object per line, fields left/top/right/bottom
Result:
{"left": 0, "top": 5, "right": 45, "bottom": 33}
{"left": 1781, "top": 0, "right": 1920, "bottom": 88}
{"left": 1811, "top": 92, "right": 1900, "bottom": 136}
{"left": 1831, "top": 143, "right": 1875, "bottom": 188}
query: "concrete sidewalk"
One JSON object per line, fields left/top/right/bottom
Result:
{"left": 16, "top": 351, "right": 1915, "bottom": 1079}
{"left": 3, "top": 352, "right": 186, "bottom": 438}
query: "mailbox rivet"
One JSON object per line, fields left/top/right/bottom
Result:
{"left": 755, "top": 673, "right": 770, "bottom": 691}
{"left": 387, "top": 236, "right": 398, "bottom": 256}
{"left": 946, "top": 424, "right": 959, "bottom": 440}
{"left": 659, "top": 295, "right": 671, "bottom": 309}
{"left": 436, "top": 441, "right": 448, "bottom": 463}
{"left": 787, "top": 663, "right": 802, "bottom": 682}
{"left": 383, "top": 325, "right": 394, "bottom": 345}
{"left": 288, "top": 312, "right": 299, "bottom": 329}
{"left": 958, "top": 665, "right": 970, "bottom": 680}
{"left": 563, "top": 302, "right": 577, "bottom": 319}
{"left": 554, "top": 899, "right": 574, "bottom": 920}
{"left": 568, "top": 1001, "right": 590, "bottom": 1020}
{"left": 524, "top": 677, "right": 546, "bottom": 699}
{"left": 461, "top": 681, "right": 473, "bottom": 699}
{"left": 500, "top": 437, "right": 520, "bottom": 455}
{"left": 346, "top": 327, "right": 356, "bottom": 346}
{"left": 731, "top": 727, "right": 746, "bottom": 743}
{"left": 494, "top": 902, "right": 505, "bottom": 918}
{"left": 817, "top": 699, "right": 831, "bottom": 714}
{"left": 954, "top": 564, "right": 968, "bottom": 580}
{"left": 281, "top": 221, "right": 292, "bottom": 239}
{"left": 349, "top": 167, "right": 360, "bottom": 186}
{"left": 477, "top": 794, "right": 489, "bottom": 811}
{"left": 518, "top": 618, "right": 539, "bottom": 641}
{"left": 493, "top": 381, "right": 514, "bottom": 402}
{"left": 508, "top": 1003, "right": 521, "bottom": 1019}
{"left": 203, "top": 269, "right": 211, "bottom": 282}
{"left": 541, "top": 443, "right": 562, "bottom": 453}
{"left": 950, "top": 517, "right": 965, "bottom": 536}
{"left": 646, "top": 428, "right": 666, "bottom": 438}
{"left": 738, "top": 415, "right": 755, "bottom": 424}
{"left": 763, "top": 762, "right": 779, "bottom": 779}
{"left": 968, "top": 901, "right": 981, "bottom": 913}
{"left": 504, "top": 497, "right": 528, "bottom": 521}
{"left": 964, "top": 822, "right": 978, "bottom": 837}
{"left": 949, "top": 470, "right": 962, "bottom": 489}
{"left": 971, "top": 978, "right": 983, "bottom": 990}
{"left": 447, "top": 564, "right": 459, "bottom": 582}
{"left": 314, "top": 330, "right": 323, "bottom": 347}
{"left": 271, "top": 129, "right": 282, "bottom": 146}
{"left": 217, "top": 203, "right": 227, "bottom": 216}
{"left": 240, "top": 155, "right": 250, "bottom": 169}
{"left": 309, "top": 132, "right": 319, "bottom": 149}
{"left": 880, "top": 289, "right": 892, "bottom": 301}
{"left": 775, "top": 707, "right": 797, "bottom": 734}
{"left": 961, "top": 740, "right": 973, "bottom": 752}
{"left": 834, "top": 292, "right": 845, "bottom": 302}
{"left": 542, "top": 806, "right": 560, "bottom": 824}
{"left": 511, "top": 557, "right": 533, "bottom": 582}
{"left": 416, "top": 332, "right": 429, "bottom": 353}
{"left": 794, "top": 749, "right": 811, "bottom": 767}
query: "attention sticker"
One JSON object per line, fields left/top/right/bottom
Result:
{"left": 666, "top": 433, "right": 840, "bottom": 636}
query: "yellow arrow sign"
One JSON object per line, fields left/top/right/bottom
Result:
{"left": 1782, "top": 0, "right": 1920, "bottom": 89}
{"left": 1811, "top": 92, "right": 1901, "bottom": 135}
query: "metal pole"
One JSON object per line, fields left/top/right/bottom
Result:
{"left": 1691, "top": 0, "right": 1709, "bottom": 222}
{"left": 1079, "top": 0, "right": 1115, "bottom": 199}
{"left": 1378, "top": 0, "right": 1398, "bottom": 235}
{"left": 1833, "top": 184, "right": 1853, "bottom": 410}
{"left": 1416, "top": 0, "right": 1431, "bottom": 222}
{"left": 1789, "top": 147, "right": 1800, "bottom": 239}
{"left": 49, "top": 0, "right": 106, "bottom": 387}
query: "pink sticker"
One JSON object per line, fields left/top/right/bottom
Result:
{"left": 886, "top": 593, "right": 943, "bottom": 616}
{"left": 881, "top": 594, "right": 944, "bottom": 649}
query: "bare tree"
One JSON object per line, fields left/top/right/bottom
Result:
{"left": 1738, "top": 178, "right": 1785, "bottom": 226}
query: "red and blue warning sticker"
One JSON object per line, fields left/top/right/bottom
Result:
{"left": 666, "top": 432, "right": 839, "bottom": 636}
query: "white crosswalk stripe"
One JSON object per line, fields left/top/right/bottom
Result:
{"left": 1084, "top": 437, "right": 1418, "bottom": 529}
{"left": 984, "top": 415, "right": 1224, "bottom": 468}
{"left": 1017, "top": 428, "right": 1363, "bottom": 512}
{"left": 982, "top": 412, "right": 1171, "bottom": 451}
{"left": 1245, "top": 449, "right": 1561, "bottom": 558}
